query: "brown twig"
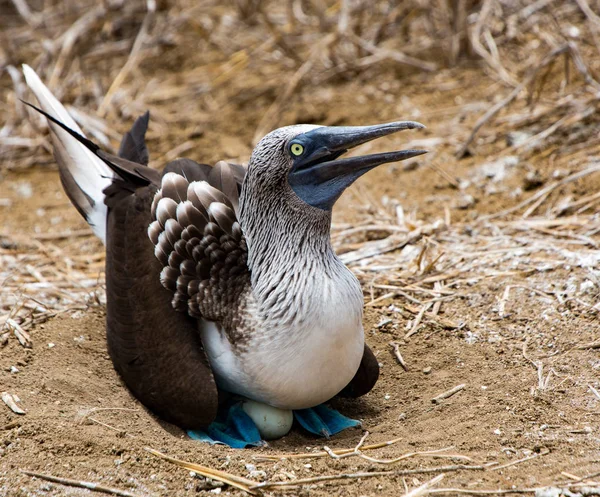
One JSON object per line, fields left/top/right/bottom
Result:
{"left": 252, "top": 33, "right": 336, "bottom": 143}
{"left": 405, "top": 302, "right": 433, "bottom": 339}
{"left": 5, "top": 318, "right": 32, "bottom": 347}
{"left": 469, "top": 0, "right": 518, "bottom": 86}
{"left": 21, "top": 471, "right": 144, "bottom": 497}
{"left": 144, "top": 447, "right": 258, "bottom": 495}
{"left": 98, "top": 0, "right": 157, "bottom": 116}
{"left": 490, "top": 449, "right": 549, "bottom": 471}
{"left": 482, "top": 163, "right": 600, "bottom": 220}
{"left": 403, "top": 474, "right": 445, "bottom": 497}
{"left": 457, "top": 44, "right": 569, "bottom": 158}
{"left": 47, "top": 6, "right": 108, "bottom": 89}
{"left": 431, "top": 384, "right": 466, "bottom": 404}
{"left": 390, "top": 341, "right": 409, "bottom": 371}
{"left": 348, "top": 33, "right": 438, "bottom": 72}
{"left": 248, "top": 464, "right": 485, "bottom": 490}
{"left": 255, "top": 436, "right": 404, "bottom": 461}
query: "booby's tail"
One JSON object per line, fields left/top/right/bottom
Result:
{"left": 22, "top": 64, "right": 151, "bottom": 244}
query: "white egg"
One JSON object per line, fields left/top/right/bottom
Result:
{"left": 242, "top": 400, "right": 293, "bottom": 440}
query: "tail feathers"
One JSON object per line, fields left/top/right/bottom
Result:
{"left": 22, "top": 65, "right": 158, "bottom": 244}
{"left": 118, "top": 111, "right": 150, "bottom": 165}
{"left": 22, "top": 64, "right": 113, "bottom": 243}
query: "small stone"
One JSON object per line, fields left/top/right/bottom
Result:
{"left": 10, "top": 366, "right": 18, "bottom": 374}
{"left": 506, "top": 131, "right": 530, "bottom": 147}
{"left": 423, "top": 367, "right": 432, "bottom": 374}
{"left": 456, "top": 193, "right": 475, "bottom": 210}
{"left": 14, "top": 182, "right": 33, "bottom": 198}
{"left": 248, "top": 469, "right": 267, "bottom": 480}
{"left": 48, "top": 343, "right": 55, "bottom": 348}
{"left": 567, "top": 25, "right": 580, "bottom": 38}
{"left": 376, "top": 317, "right": 392, "bottom": 329}
{"left": 523, "top": 170, "right": 544, "bottom": 190}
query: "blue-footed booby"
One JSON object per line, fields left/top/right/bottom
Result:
{"left": 22, "top": 64, "right": 426, "bottom": 446}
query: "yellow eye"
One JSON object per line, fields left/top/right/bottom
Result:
{"left": 290, "top": 143, "right": 304, "bottom": 156}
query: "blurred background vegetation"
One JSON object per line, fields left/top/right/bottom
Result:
{"left": 1, "top": 0, "right": 599, "bottom": 172}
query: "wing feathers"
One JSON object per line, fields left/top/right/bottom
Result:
{"left": 150, "top": 191, "right": 162, "bottom": 218}
{"left": 208, "top": 202, "right": 236, "bottom": 234}
{"left": 161, "top": 172, "right": 189, "bottom": 202}
{"left": 209, "top": 161, "right": 241, "bottom": 215}
{"left": 118, "top": 111, "right": 150, "bottom": 165}
{"left": 149, "top": 173, "right": 250, "bottom": 321}
{"left": 104, "top": 186, "right": 218, "bottom": 428}
{"left": 154, "top": 233, "right": 169, "bottom": 265}
{"left": 164, "top": 218, "right": 183, "bottom": 247}
{"left": 156, "top": 197, "right": 178, "bottom": 227}
{"left": 147, "top": 220, "right": 161, "bottom": 245}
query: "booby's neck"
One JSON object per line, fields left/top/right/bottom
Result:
{"left": 239, "top": 183, "right": 361, "bottom": 327}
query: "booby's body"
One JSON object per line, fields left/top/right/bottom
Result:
{"left": 201, "top": 260, "right": 364, "bottom": 409}
{"left": 23, "top": 64, "right": 425, "bottom": 435}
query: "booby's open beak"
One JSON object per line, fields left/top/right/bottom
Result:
{"left": 287, "top": 121, "right": 426, "bottom": 210}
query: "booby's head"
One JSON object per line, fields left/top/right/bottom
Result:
{"left": 244, "top": 121, "right": 426, "bottom": 212}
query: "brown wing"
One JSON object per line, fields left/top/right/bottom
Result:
{"left": 107, "top": 157, "right": 249, "bottom": 429}
{"left": 101, "top": 118, "right": 242, "bottom": 429}
{"left": 105, "top": 182, "right": 220, "bottom": 429}
{"left": 338, "top": 344, "right": 380, "bottom": 398}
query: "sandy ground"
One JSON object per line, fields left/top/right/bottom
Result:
{"left": 1, "top": 2, "right": 600, "bottom": 496}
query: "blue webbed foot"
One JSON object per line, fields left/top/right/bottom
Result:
{"left": 188, "top": 402, "right": 264, "bottom": 448}
{"left": 294, "top": 404, "right": 361, "bottom": 437}
{"left": 188, "top": 400, "right": 361, "bottom": 448}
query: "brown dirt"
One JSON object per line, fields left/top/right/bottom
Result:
{"left": 1, "top": 1, "right": 600, "bottom": 496}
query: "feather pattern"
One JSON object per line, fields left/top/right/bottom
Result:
{"left": 149, "top": 173, "right": 251, "bottom": 322}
